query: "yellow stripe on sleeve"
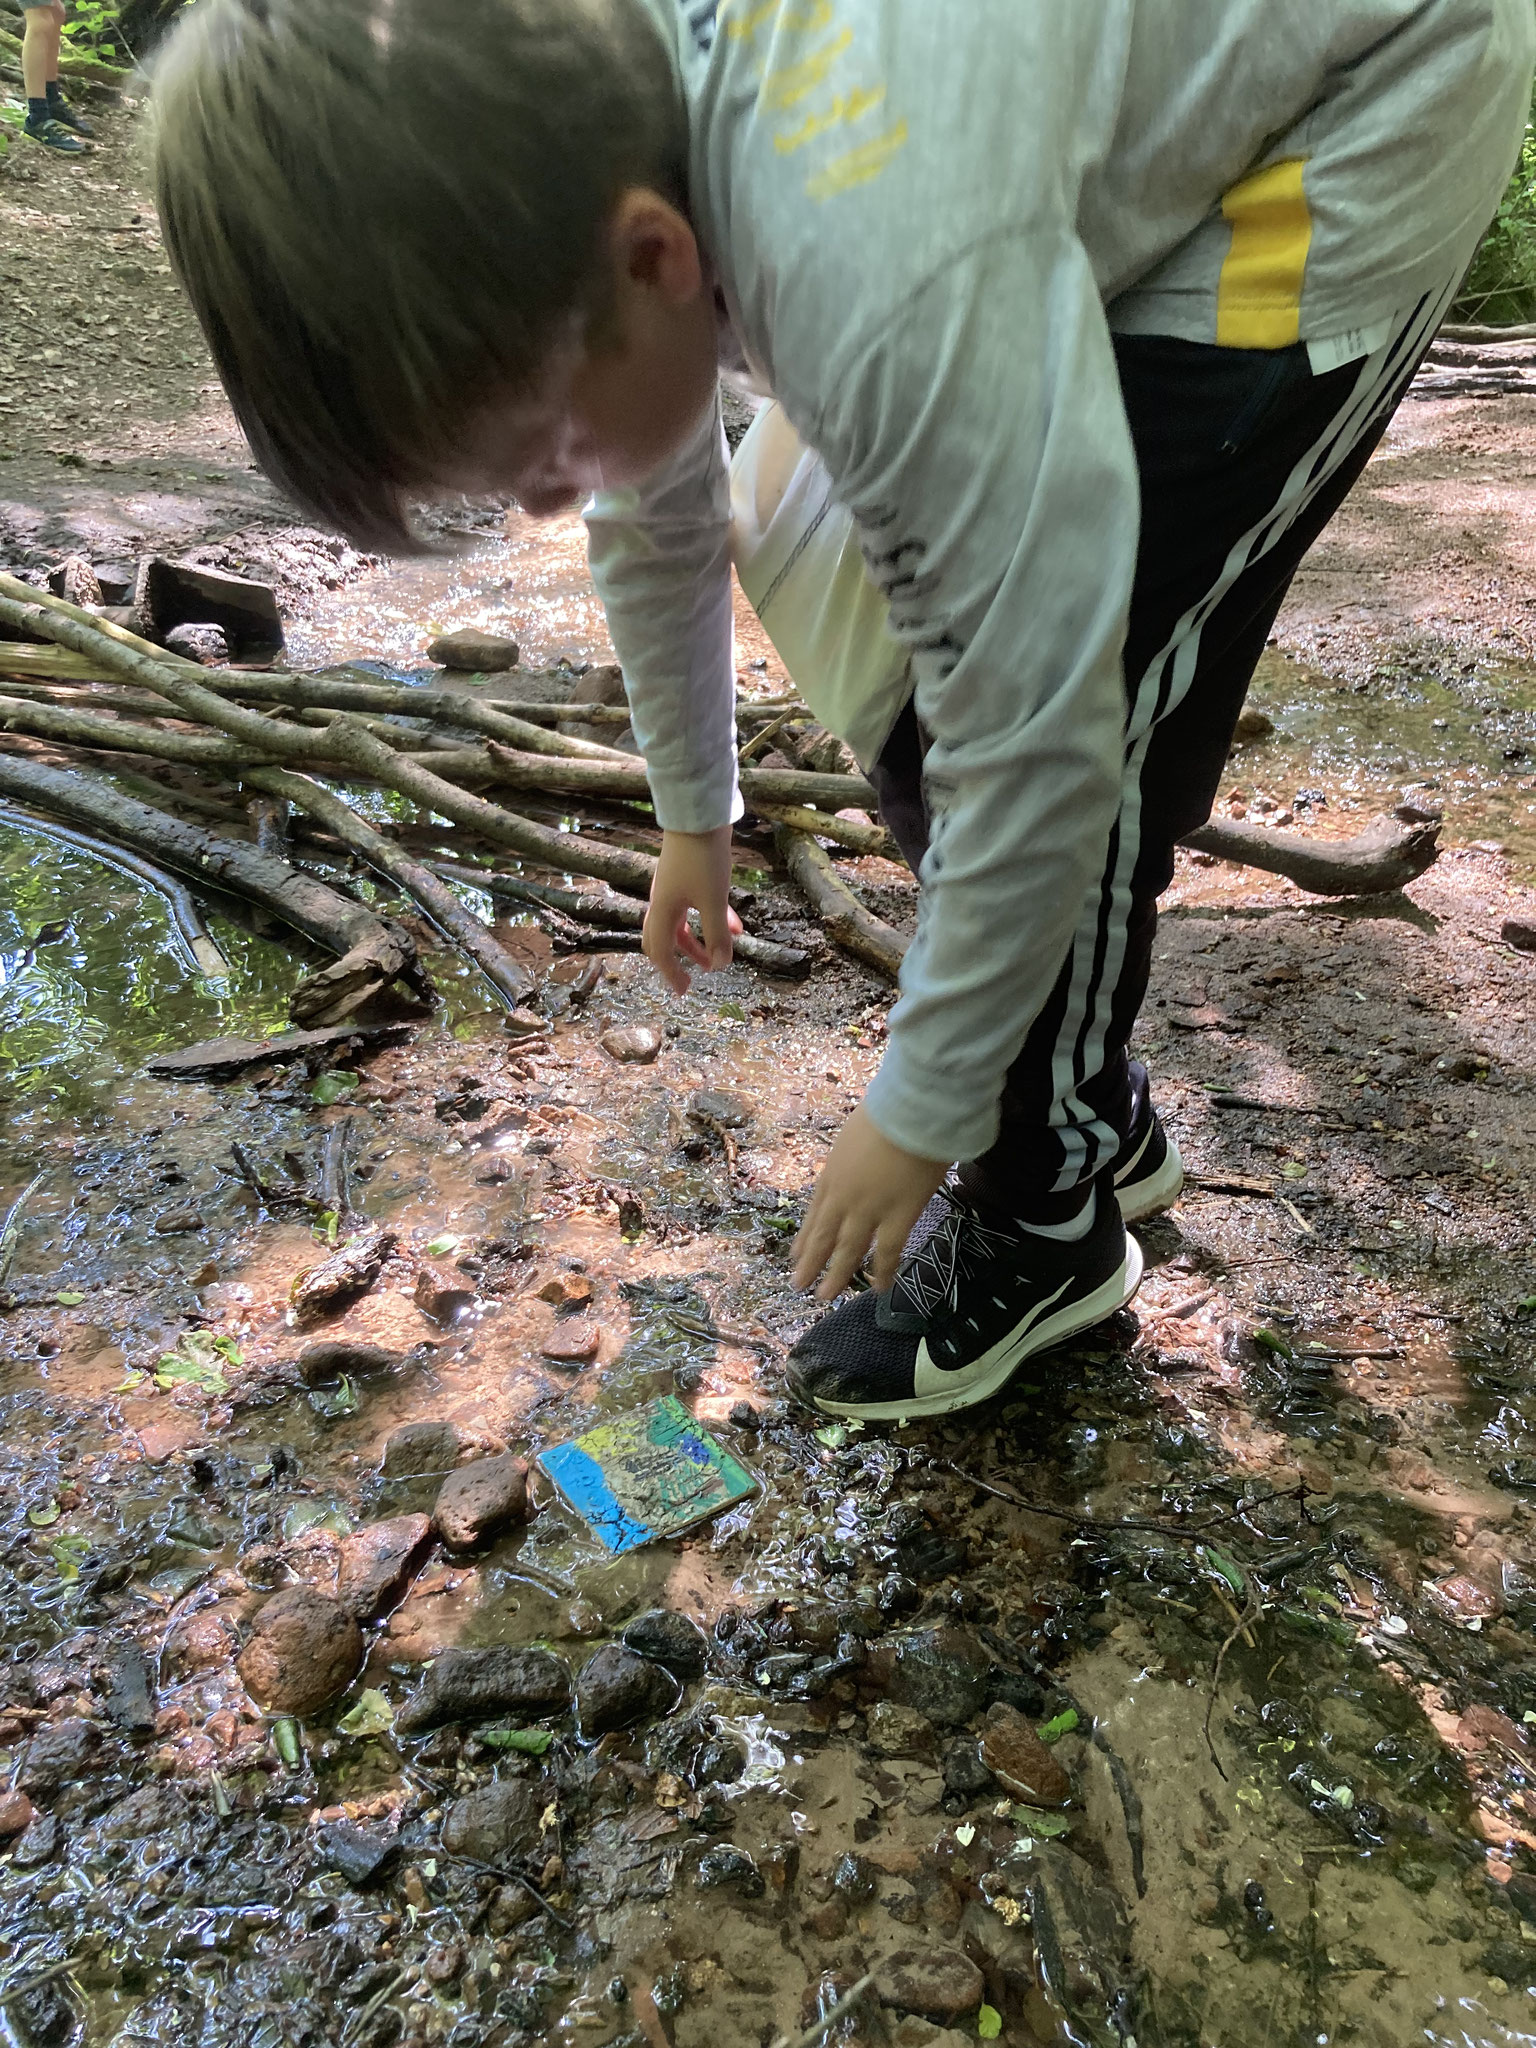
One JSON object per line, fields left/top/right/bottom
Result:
{"left": 1216, "top": 158, "right": 1313, "bottom": 350}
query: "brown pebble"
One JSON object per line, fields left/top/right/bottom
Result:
{"left": 0, "top": 1790, "right": 35, "bottom": 1838}
{"left": 434, "top": 1452, "right": 530, "bottom": 1551}
{"left": 540, "top": 1320, "right": 600, "bottom": 1365}
{"left": 424, "top": 1943, "right": 464, "bottom": 1985}
{"left": 537, "top": 1273, "right": 593, "bottom": 1310}
{"left": 599, "top": 1024, "right": 662, "bottom": 1065}
{"left": 236, "top": 1587, "right": 364, "bottom": 1717}
{"left": 337, "top": 1514, "right": 435, "bottom": 1622}
{"left": 426, "top": 627, "right": 520, "bottom": 672}
{"left": 979, "top": 1702, "right": 1072, "bottom": 1807}
{"left": 873, "top": 1946, "right": 986, "bottom": 2024}
{"left": 414, "top": 1259, "right": 475, "bottom": 1327}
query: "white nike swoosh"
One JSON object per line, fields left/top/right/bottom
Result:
{"left": 912, "top": 1276, "right": 1073, "bottom": 1399}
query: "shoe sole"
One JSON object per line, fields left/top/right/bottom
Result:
{"left": 807, "top": 1234, "right": 1146, "bottom": 1422}
{"left": 1115, "top": 1131, "right": 1186, "bottom": 1223}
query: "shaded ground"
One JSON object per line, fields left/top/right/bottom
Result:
{"left": 4, "top": 97, "right": 1536, "bottom": 2048}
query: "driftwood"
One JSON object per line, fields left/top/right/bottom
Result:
{"left": 429, "top": 856, "right": 817, "bottom": 980}
{"left": 0, "top": 753, "right": 422, "bottom": 1022}
{"left": 0, "top": 795, "right": 229, "bottom": 979}
{"left": 145, "top": 1023, "right": 413, "bottom": 1080}
{"left": 774, "top": 824, "right": 908, "bottom": 979}
{"left": 242, "top": 767, "right": 537, "bottom": 1013}
{"left": 1181, "top": 813, "right": 1440, "bottom": 895}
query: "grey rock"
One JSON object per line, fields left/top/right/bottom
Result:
{"left": 694, "top": 1845, "right": 764, "bottom": 1897}
{"left": 433, "top": 1452, "right": 529, "bottom": 1550}
{"left": 576, "top": 1645, "right": 678, "bottom": 1736}
{"left": 96, "top": 1784, "right": 188, "bottom": 1841}
{"left": 1026, "top": 1843, "right": 1133, "bottom": 2017}
{"left": 865, "top": 1701, "right": 935, "bottom": 1759}
{"left": 298, "top": 1340, "right": 405, "bottom": 1385}
{"left": 873, "top": 1948, "right": 986, "bottom": 2024}
{"left": 621, "top": 1609, "right": 709, "bottom": 1684}
{"left": 381, "top": 1420, "right": 461, "bottom": 1478}
{"left": 164, "top": 621, "right": 231, "bottom": 665}
{"left": 686, "top": 1089, "right": 751, "bottom": 1130}
{"left": 887, "top": 1627, "right": 992, "bottom": 1728}
{"left": 337, "top": 1514, "right": 434, "bottom": 1621}
{"left": 832, "top": 1851, "right": 877, "bottom": 1901}
{"left": 427, "top": 627, "right": 520, "bottom": 673}
{"left": 939, "top": 1735, "right": 996, "bottom": 1800}
{"left": 101, "top": 1641, "right": 155, "bottom": 1734}
{"left": 599, "top": 1024, "right": 662, "bottom": 1065}
{"left": 396, "top": 1647, "right": 571, "bottom": 1734}
{"left": 320, "top": 1819, "right": 400, "bottom": 1887}
{"left": 11, "top": 1810, "right": 61, "bottom": 1868}
{"left": 19, "top": 1718, "right": 100, "bottom": 1792}
{"left": 442, "top": 1778, "right": 544, "bottom": 1863}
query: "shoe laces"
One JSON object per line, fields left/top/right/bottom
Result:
{"left": 895, "top": 1192, "right": 1022, "bottom": 1321}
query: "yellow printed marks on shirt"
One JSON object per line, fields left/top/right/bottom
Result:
{"left": 722, "top": 0, "right": 906, "bottom": 200}
{"left": 1216, "top": 158, "right": 1313, "bottom": 349}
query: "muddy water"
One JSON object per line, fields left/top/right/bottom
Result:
{"left": 4, "top": 547, "right": 1536, "bottom": 2046}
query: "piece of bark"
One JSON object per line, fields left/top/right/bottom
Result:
{"left": 0, "top": 752, "right": 421, "bottom": 1024}
{"left": 145, "top": 1022, "right": 411, "bottom": 1079}
{"left": 1179, "top": 813, "right": 1440, "bottom": 896}
{"left": 291, "top": 1224, "right": 397, "bottom": 1322}
{"left": 775, "top": 823, "right": 908, "bottom": 978}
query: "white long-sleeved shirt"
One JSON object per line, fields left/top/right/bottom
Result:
{"left": 586, "top": 0, "right": 1534, "bottom": 1162}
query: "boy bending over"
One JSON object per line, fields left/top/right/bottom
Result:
{"left": 154, "top": 0, "right": 1533, "bottom": 1422}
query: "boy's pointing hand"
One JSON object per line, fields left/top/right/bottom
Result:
{"left": 793, "top": 1104, "right": 950, "bottom": 1301}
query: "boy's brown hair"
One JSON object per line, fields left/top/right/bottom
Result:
{"left": 152, "top": 0, "right": 686, "bottom": 549}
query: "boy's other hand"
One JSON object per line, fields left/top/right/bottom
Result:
{"left": 793, "top": 1104, "right": 950, "bottom": 1301}
{"left": 644, "top": 825, "right": 743, "bottom": 995}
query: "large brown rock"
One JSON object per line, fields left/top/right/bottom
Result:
{"left": 19, "top": 1719, "right": 101, "bottom": 1792}
{"left": 873, "top": 1948, "right": 986, "bottom": 2023}
{"left": 395, "top": 1646, "right": 571, "bottom": 1733}
{"left": 979, "top": 1702, "right": 1072, "bottom": 1807}
{"left": 442, "top": 1778, "right": 544, "bottom": 1862}
{"left": 434, "top": 1452, "right": 529, "bottom": 1551}
{"left": 337, "top": 1515, "right": 434, "bottom": 1622}
{"left": 237, "top": 1588, "right": 364, "bottom": 1717}
{"left": 414, "top": 1259, "right": 475, "bottom": 1327}
{"left": 427, "top": 627, "right": 520, "bottom": 673}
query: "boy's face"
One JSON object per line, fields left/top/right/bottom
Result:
{"left": 438, "top": 189, "right": 720, "bottom": 519}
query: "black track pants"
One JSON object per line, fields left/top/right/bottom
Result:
{"left": 869, "top": 296, "right": 1453, "bottom": 1221}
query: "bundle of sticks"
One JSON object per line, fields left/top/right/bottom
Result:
{"left": 0, "top": 571, "right": 1440, "bottom": 1027}
{"left": 0, "top": 572, "right": 908, "bottom": 1023}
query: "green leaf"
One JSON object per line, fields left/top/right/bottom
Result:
{"left": 54, "top": 1290, "right": 84, "bottom": 1307}
{"left": 1038, "top": 1708, "right": 1079, "bottom": 1744}
{"left": 314, "top": 1209, "right": 341, "bottom": 1249}
{"left": 114, "top": 1372, "right": 147, "bottom": 1396}
{"left": 978, "top": 2007, "right": 1003, "bottom": 2041}
{"left": 1012, "top": 1807, "right": 1071, "bottom": 1837}
{"left": 272, "top": 1719, "right": 301, "bottom": 1768}
{"left": 425, "top": 1234, "right": 459, "bottom": 1257}
{"left": 310, "top": 1070, "right": 360, "bottom": 1106}
{"left": 1280, "top": 1160, "right": 1309, "bottom": 1180}
{"left": 308, "top": 1375, "right": 359, "bottom": 1420}
{"left": 336, "top": 1689, "right": 395, "bottom": 1738}
{"left": 478, "top": 1727, "right": 555, "bottom": 1756}
{"left": 1253, "top": 1326, "right": 1294, "bottom": 1361}
{"left": 27, "top": 1500, "right": 60, "bottom": 1527}
{"left": 814, "top": 1424, "right": 848, "bottom": 1451}
{"left": 717, "top": 1002, "right": 747, "bottom": 1023}
{"left": 153, "top": 1328, "right": 241, "bottom": 1396}
{"left": 1203, "top": 1546, "right": 1248, "bottom": 1596}
{"left": 282, "top": 1501, "right": 353, "bottom": 1540}
{"left": 1520, "top": 1296, "right": 1536, "bottom": 1314}
{"left": 49, "top": 1534, "right": 91, "bottom": 1582}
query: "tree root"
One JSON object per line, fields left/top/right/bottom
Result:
{"left": 1180, "top": 813, "right": 1440, "bottom": 895}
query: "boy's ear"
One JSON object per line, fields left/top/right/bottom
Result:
{"left": 609, "top": 187, "right": 704, "bottom": 306}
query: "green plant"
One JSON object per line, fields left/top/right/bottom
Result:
{"left": 1454, "top": 82, "right": 1536, "bottom": 325}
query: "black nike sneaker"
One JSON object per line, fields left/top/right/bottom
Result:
{"left": 787, "top": 1181, "right": 1142, "bottom": 1421}
{"left": 1111, "top": 1061, "right": 1184, "bottom": 1221}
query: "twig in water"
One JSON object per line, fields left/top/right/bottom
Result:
{"left": 0, "top": 1957, "right": 76, "bottom": 2010}
{"left": 770, "top": 1972, "right": 877, "bottom": 2048}
{"left": 343, "top": 1965, "right": 412, "bottom": 2046}
{"left": 947, "top": 1463, "right": 1278, "bottom": 1544}
{"left": 424, "top": 1843, "right": 574, "bottom": 1929}
{"left": 0, "top": 1172, "right": 43, "bottom": 1287}
{"left": 1203, "top": 1590, "right": 1265, "bottom": 1782}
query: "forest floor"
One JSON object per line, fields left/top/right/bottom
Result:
{"left": 3, "top": 90, "right": 1536, "bottom": 2048}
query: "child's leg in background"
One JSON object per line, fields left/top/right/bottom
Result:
{"left": 21, "top": 2, "right": 63, "bottom": 108}
{"left": 870, "top": 291, "right": 1457, "bottom": 1223}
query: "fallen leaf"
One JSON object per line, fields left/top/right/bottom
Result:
{"left": 425, "top": 1234, "right": 459, "bottom": 1257}
{"left": 954, "top": 1822, "right": 976, "bottom": 1847}
{"left": 478, "top": 1727, "right": 554, "bottom": 1756}
{"left": 55, "top": 1289, "right": 84, "bottom": 1306}
{"left": 335, "top": 1689, "right": 395, "bottom": 1738}
{"left": 1038, "top": 1708, "right": 1080, "bottom": 1744}
{"left": 27, "top": 1500, "right": 60, "bottom": 1527}
{"left": 310, "top": 1071, "right": 360, "bottom": 1107}
{"left": 978, "top": 2008, "right": 1003, "bottom": 2041}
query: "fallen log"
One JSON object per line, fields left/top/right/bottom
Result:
{"left": 480, "top": 738, "right": 877, "bottom": 812}
{"left": 0, "top": 753, "right": 423, "bottom": 1023}
{"left": 749, "top": 800, "right": 896, "bottom": 858}
{"left": 774, "top": 824, "right": 908, "bottom": 979}
{"left": 1180, "top": 813, "right": 1440, "bottom": 895}
{"left": 0, "top": 691, "right": 259, "bottom": 767}
{"left": 242, "top": 767, "right": 538, "bottom": 1014}
{"left": 0, "top": 795, "right": 229, "bottom": 979}
{"left": 1439, "top": 322, "right": 1536, "bottom": 345}
{"left": 145, "top": 1023, "right": 413, "bottom": 1080}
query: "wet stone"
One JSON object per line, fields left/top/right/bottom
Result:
{"left": 337, "top": 1514, "right": 435, "bottom": 1622}
{"left": 292, "top": 1224, "right": 397, "bottom": 1323}
{"left": 538, "top": 1273, "right": 593, "bottom": 1310}
{"left": 297, "top": 1340, "right": 405, "bottom": 1385}
{"left": 396, "top": 1646, "right": 571, "bottom": 1733}
{"left": 1502, "top": 917, "right": 1536, "bottom": 953}
{"left": 695, "top": 1845, "right": 765, "bottom": 1897}
{"left": 980, "top": 1702, "right": 1071, "bottom": 1808}
{"left": 161, "top": 1606, "right": 240, "bottom": 1684}
{"left": 540, "top": 1320, "right": 601, "bottom": 1365}
{"left": 382, "top": 1419, "right": 462, "bottom": 1478}
{"left": 832, "top": 1851, "right": 877, "bottom": 1901}
{"left": 0, "top": 1790, "right": 35, "bottom": 1837}
{"left": 600, "top": 1024, "right": 663, "bottom": 1065}
{"left": 237, "top": 1587, "right": 365, "bottom": 1717}
{"left": 8, "top": 1973, "right": 76, "bottom": 2046}
{"left": 873, "top": 1948, "right": 986, "bottom": 2024}
{"left": 867, "top": 1701, "right": 936, "bottom": 1759}
{"left": 19, "top": 1718, "right": 100, "bottom": 1792}
{"left": 427, "top": 627, "right": 521, "bottom": 672}
{"left": 101, "top": 1641, "right": 155, "bottom": 1734}
{"left": 154, "top": 1206, "right": 203, "bottom": 1234}
{"left": 442, "top": 1778, "right": 544, "bottom": 1862}
{"left": 622, "top": 1609, "right": 710, "bottom": 1684}
{"left": 96, "top": 1783, "right": 187, "bottom": 1841}
{"left": 940, "top": 1735, "right": 996, "bottom": 1800}
{"left": 686, "top": 1089, "right": 752, "bottom": 1130}
{"left": 11, "top": 1810, "right": 61, "bottom": 1868}
{"left": 414, "top": 1258, "right": 476, "bottom": 1326}
{"left": 320, "top": 1818, "right": 400, "bottom": 1887}
{"left": 884, "top": 1626, "right": 992, "bottom": 1728}
{"left": 577, "top": 1645, "right": 678, "bottom": 1736}
{"left": 434, "top": 1452, "right": 529, "bottom": 1551}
